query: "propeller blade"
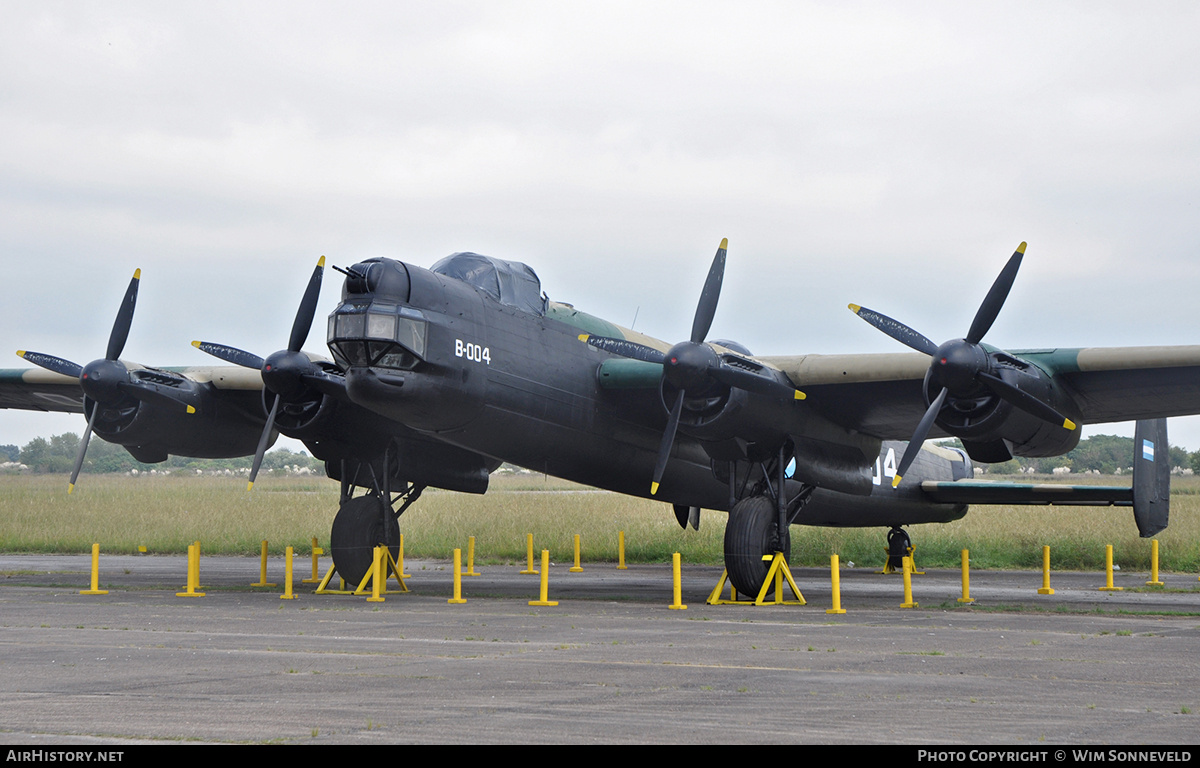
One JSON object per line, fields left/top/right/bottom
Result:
{"left": 192, "top": 340, "right": 265, "bottom": 370}
{"left": 978, "top": 371, "right": 1076, "bottom": 430}
{"left": 288, "top": 257, "right": 326, "bottom": 353}
{"left": 892, "top": 387, "right": 948, "bottom": 488}
{"left": 577, "top": 334, "right": 666, "bottom": 365}
{"left": 68, "top": 409, "right": 98, "bottom": 494}
{"left": 247, "top": 394, "right": 280, "bottom": 491}
{"left": 690, "top": 238, "right": 727, "bottom": 344}
{"left": 16, "top": 350, "right": 83, "bottom": 379}
{"left": 966, "top": 243, "right": 1025, "bottom": 344}
{"left": 708, "top": 364, "right": 805, "bottom": 401}
{"left": 106, "top": 269, "right": 141, "bottom": 361}
{"left": 847, "top": 305, "right": 939, "bottom": 357}
{"left": 650, "top": 389, "right": 685, "bottom": 496}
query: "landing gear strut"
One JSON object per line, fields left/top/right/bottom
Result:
{"left": 883, "top": 526, "right": 913, "bottom": 574}
{"left": 720, "top": 445, "right": 813, "bottom": 596}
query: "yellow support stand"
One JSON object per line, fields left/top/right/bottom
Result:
{"left": 957, "top": 549, "right": 974, "bottom": 604}
{"left": 303, "top": 536, "right": 324, "bottom": 583}
{"left": 617, "top": 531, "right": 627, "bottom": 570}
{"left": 80, "top": 543, "right": 108, "bottom": 595}
{"left": 668, "top": 552, "right": 686, "bottom": 610}
{"left": 1038, "top": 545, "right": 1055, "bottom": 595}
{"left": 449, "top": 548, "right": 467, "bottom": 604}
{"left": 176, "top": 543, "right": 205, "bottom": 597}
{"left": 520, "top": 533, "right": 539, "bottom": 575}
{"left": 528, "top": 549, "right": 557, "bottom": 606}
{"left": 570, "top": 534, "right": 584, "bottom": 572}
{"left": 706, "top": 570, "right": 747, "bottom": 604}
{"left": 252, "top": 540, "right": 276, "bottom": 587}
{"left": 352, "top": 545, "right": 410, "bottom": 599}
{"left": 280, "top": 546, "right": 296, "bottom": 600}
{"left": 1146, "top": 539, "right": 1164, "bottom": 586}
{"left": 1099, "top": 544, "right": 1123, "bottom": 591}
{"left": 752, "top": 553, "right": 805, "bottom": 606}
{"left": 900, "top": 555, "right": 918, "bottom": 608}
{"left": 464, "top": 536, "right": 480, "bottom": 576}
{"left": 826, "top": 554, "right": 845, "bottom": 614}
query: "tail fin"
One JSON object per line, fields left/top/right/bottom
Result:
{"left": 1132, "top": 419, "right": 1170, "bottom": 537}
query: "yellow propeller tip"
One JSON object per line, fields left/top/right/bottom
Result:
{"left": 848, "top": 303, "right": 861, "bottom": 313}
{"left": 719, "top": 238, "right": 728, "bottom": 250}
{"left": 186, "top": 405, "right": 196, "bottom": 414}
{"left": 891, "top": 475, "right": 902, "bottom": 489}
{"left": 246, "top": 481, "right": 254, "bottom": 492}
{"left": 1064, "top": 418, "right": 1077, "bottom": 431}
{"left": 317, "top": 255, "right": 326, "bottom": 267}
{"left": 16, "top": 350, "right": 26, "bottom": 358}
{"left": 578, "top": 333, "right": 590, "bottom": 342}
{"left": 68, "top": 483, "right": 75, "bottom": 495}
{"left": 191, "top": 340, "right": 201, "bottom": 348}
{"left": 133, "top": 268, "right": 141, "bottom": 280}
{"left": 1016, "top": 242, "right": 1027, "bottom": 254}
{"left": 650, "top": 481, "right": 660, "bottom": 496}
{"left": 794, "top": 390, "right": 806, "bottom": 400}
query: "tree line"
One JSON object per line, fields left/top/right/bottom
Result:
{"left": 1, "top": 433, "right": 320, "bottom": 475}
{"left": 937, "top": 433, "right": 1194, "bottom": 475}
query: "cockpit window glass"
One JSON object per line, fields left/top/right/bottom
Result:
{"left": 431, "top": 252, "right": 546, "bottom": 315}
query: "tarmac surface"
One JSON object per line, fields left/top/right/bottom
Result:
{"left": 1, "top": 552, "right": 1199, "bottom": 745}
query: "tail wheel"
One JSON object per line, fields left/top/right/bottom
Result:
{"left": 723, "top": 495, "right": 790, "bottom": 596}
{"left": 330, "top": 493, "right": 399, "bottom": 586}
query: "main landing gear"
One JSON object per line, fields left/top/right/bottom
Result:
{"left": 720, "top": 446, "right": 814, "bottom": 596}
{"left": 328, "top": 456, "right": 425, "bottom": 586}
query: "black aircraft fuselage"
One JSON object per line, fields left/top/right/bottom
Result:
{"left": 324, "top": 253, "right": 968, "bottom": 529}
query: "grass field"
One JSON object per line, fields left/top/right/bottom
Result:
{"left": 1, "top": 472, "right": 1198, "bottom": 572}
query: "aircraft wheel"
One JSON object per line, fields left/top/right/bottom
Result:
{"left": 330, "top": 493, "right": 399, "bottom": 586}
{"left": 723, "top": 495, "right": 790, "bottom": 596}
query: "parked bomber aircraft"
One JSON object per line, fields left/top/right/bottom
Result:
{"left": 1, "top": 241, "right": 1194, "bottom": 592}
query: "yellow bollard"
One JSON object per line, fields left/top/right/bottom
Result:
{"left": 176, "top": 543, "right": 205, "bottom": 597}
{"left": 80, "top": 543, "right": 108, "bottom": 595}
{"left": 901, "top": 555, "right": 918, "bottom": 608}
{"left": 521, "top": 533, "right": 538, "bottom": 574}
{"left": 280, "top": 546, "right": 296, "bottom": 600}
{"left": 669, "top": 552, "right": 687, "bottom": 610}
{"left": 957, "top": 549, "right": 974, "bottom": 604}
{"left": 826, "top": 554, "right": 846, "bottom": 614}
{"left": 253, "top": 540, "right": 276, "bottom": 587}
{"left": 529, "top": 549, "right": 558, "bottom": 606}
{"left": 1038, "top": 545, "right": 1055, "bottom": 595}
{"left": 303, "top": 536, "right": 323, "bottom": 583}
{"left": 367, "top": 546, "right": 385, "bottom": 602}
{"left": 449, "top": 548, "right": 466, "bottom": 604}
{"left": 1099, "top": 544, "right": 1123, "bottom": 591}
{"left": 465, "top": 536, "right": 480, "bottom": 576}
{"left": 617, "top": 531, "right": 627, "bottom": 570}
{"left": 1146, "top": 539, "right": 1164, "bottom": 586}
{"left": 570, "top": 534, "right": 584, "bottom": 572}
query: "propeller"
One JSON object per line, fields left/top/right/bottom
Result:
{"left": 16, "top": 269, "right": 197, "bottom": 493}
{"left": 579, "top": 239, "right": 805, "bottom": 496}
{"left": 193, "top": 256, "right": 336, "bottom": 490}
{"left": 849, "top": 242, "right": 1077, "bottom": 488}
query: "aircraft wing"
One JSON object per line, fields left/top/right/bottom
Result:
{"left": 761, "top": 345, "right": 1200, "bottom": 439}
{"left": 0, "top": 365, "right": 264, "bottom": 415}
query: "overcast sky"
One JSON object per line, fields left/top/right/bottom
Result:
{"left": 3, "top": 1, "right": 1200, "bottom": 453}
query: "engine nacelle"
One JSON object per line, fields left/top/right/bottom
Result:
{"left": 86, "top": 388, "right": 266, "bottom": 462}
{"left": 927, "top": 351, "right": 1082, "bottom": 460}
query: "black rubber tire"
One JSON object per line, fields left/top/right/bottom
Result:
{"left": 723, "top": 495, "right": 791, "bottom": 596}
{"left": 330, "top": 494, "right": 400, "bottom": 586}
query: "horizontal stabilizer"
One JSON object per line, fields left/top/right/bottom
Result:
{"left": 920, "top": 419, "right": 1170, "bottom": 537}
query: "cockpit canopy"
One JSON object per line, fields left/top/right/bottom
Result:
{"left": 432, "top": 252, "right": 546, "bottom": 316}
